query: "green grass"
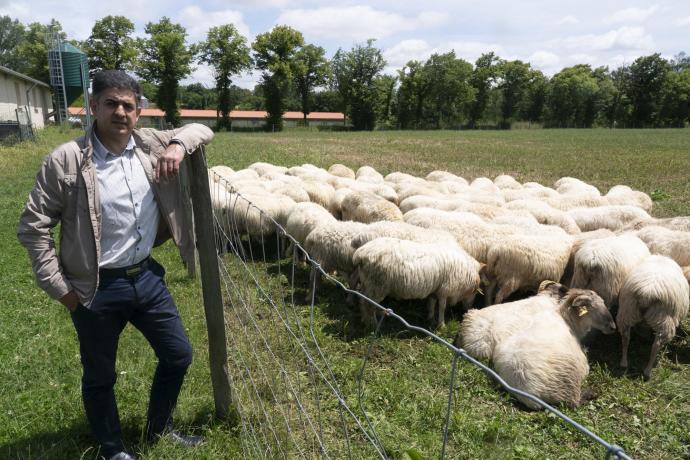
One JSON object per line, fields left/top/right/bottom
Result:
{"left": 1, "top": 127, "right": 689, "bottom": 459}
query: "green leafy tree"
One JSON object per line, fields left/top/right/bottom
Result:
{"left": 670, "top": 52, "right": 690, "bottom": 72}
{"left": 136, "top": 17, "right": 195, "bottom": 126}
{"left": 83, "top": 16, "right": 137, "bottom": 74}
{"left": 624, "top": 53, "right": 671, "bottom": 127}
{"left": 293, "top": 44, "right": 329, "bottom": 125}
{"left": 15, "top": 19, "right": 66, "bottom": 83}
{"left": 545, "top": 65, "right": 600, "bottom": 128}
{"left": 0, "top": 16, "right": 26, "bottom": 71}
{"left": 423, "top": 51, "right": 474, "bottom": 128}
{"left": 520, "top": 69, "right": 547, "bottom": 125}
{"left": 311, "top": 89, "right": 341, "bottom": 113}
{"left": 332, "top": 39, "right": 386, "bottom": 130}
{"left": 179, "top": 83, "right": 217, "bottom": 109}
{"left": 498, "top": 59, "right": 531, "bottom": 127}
{"left": 467, "top": 52, "right": 501, "bottom": 128}
{"left": 660, "top": 68, "right": 690, "bottom": 127}
{"left": 395, "top": 60, "right": 426, "bottom": 129}
{"left": 373, "top": 74, "right": 397, "bottom": 128}
{"left": 196, "top": 24, "right": 251, "bottom": 130}
{"left": 252, "top": 25, "right": 304, "bottom": 131}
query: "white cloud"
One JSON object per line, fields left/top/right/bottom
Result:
{"left": 556, "top": 15, "right": 579, "bottom": 25}
{"left": 383, "top": 39, "right": 433, "bottom": 68}
{"left": 441, "top": 41, "right": 507, "bottom": 63}
{"left": 675, "top": 16, "right": 690, "bottom": 26}
{"left": 604, "top": 6, "right": 658, "bottom": 24}
{"left": 529, "top": 50, "right": 560, "bottom": 68}
{"left": 175, "top": 6, "right": 250, "bottom": 43}
{"left": 276, "top": 6, "right": 447, "bottom": 41}
{"left": 550, "top": 26, "right": 653, "bottom": 51}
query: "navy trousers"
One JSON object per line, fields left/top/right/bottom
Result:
{"left": 70, "top": 259, "right": 193, "bottom": 456}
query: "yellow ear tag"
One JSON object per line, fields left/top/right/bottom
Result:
{"left": 578, "top": 306, "right": 589, "bottom": 317}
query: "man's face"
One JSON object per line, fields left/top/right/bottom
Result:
{"left": 90, "top": 87, "right": 141, "bottom": 141}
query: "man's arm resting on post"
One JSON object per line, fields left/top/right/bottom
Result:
{"left": 17, "top": 153, "right": 74, "bottom": 310}
{"left": 151, "top": 124, "right": 214, "bottom": 183}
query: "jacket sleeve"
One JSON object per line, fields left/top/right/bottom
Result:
{"left": 17, "top": 152, "right": 72, "bottom": 301}
{"left": 143, "top": 123, "right": 214, "bottom": 154}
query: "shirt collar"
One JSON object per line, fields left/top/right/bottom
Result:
{"left": 92, "top": 131, "right": 136, "bottom": 162}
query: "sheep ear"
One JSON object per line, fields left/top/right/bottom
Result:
{"left": 539, "top": 280, "right": 558, "bottom": 292}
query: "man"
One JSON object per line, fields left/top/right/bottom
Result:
{"left": 17, "top": 70, "right": 214, "bottom": 460}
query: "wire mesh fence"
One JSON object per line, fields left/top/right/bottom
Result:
{"left": 204, "top": 168, "right": 632, "bottom": 460}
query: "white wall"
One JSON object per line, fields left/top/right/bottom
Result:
{"left": 0, "top": 71, "right": 53, "bottom": 128}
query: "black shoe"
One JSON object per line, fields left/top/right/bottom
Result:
{"left": 108, "top": 452, "right": 138, "bottom": 460}
{"left": 147, "top": 429, "right": 203, "bottom": 447}
{"left": 168, "top": 430, "right": 203, "bottom": 447}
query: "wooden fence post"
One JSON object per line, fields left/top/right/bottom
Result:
{"left": 188, "top": 145, "right": 233, "bottom": 419}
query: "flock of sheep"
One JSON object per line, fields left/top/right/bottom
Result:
{"left": 207, "top": 161, "right": 690, "bottom": 410}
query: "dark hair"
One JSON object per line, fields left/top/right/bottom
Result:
{"left": 92, "top": 70, "right": 142, "bottom": 104}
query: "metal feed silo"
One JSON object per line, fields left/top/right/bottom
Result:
{"left": 47, "top": 32, "right": 89, "bottom": 124}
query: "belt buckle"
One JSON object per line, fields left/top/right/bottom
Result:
{"left": 125, "top": 266, "right": 142, "bottom": 277}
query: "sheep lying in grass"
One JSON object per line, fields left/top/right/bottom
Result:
{"left": 571, "top": 234, "right": 650, "bottom": 308}
{"left": 634, "top": 226, "right": 690, "bottom": 267}
{"left": 617, "top": 255, "right": 690, "bottom": 379}
{"left": 460, "top": 282, "right": 616, "bottom": 410}
{"left": 353, "top": 237, "right": 483, "bottom": 328}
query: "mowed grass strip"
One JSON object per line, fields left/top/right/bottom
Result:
{"left": 1, "top": 127, "right": 688, "bottom": 459}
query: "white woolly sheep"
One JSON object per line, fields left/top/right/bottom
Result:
{"left": 355, "top": 166, "right": 385, "bottom": 183}
{"left": 545, "top": 194, "right": 607, "bottom": 211}
{"left": 605, "top": 185, "right": 653, "bottom": 211}
{"left": 341, "top": 191, "right": 403, "bottom": 223}
{"left": 554, "top": 177, "right": 601, "bottom": 197}
{"left": 350, "top": 221, "right": 459, "bottom": 250}
{"left": 384, "top": 171, "right": 423, "bottom": 184}
{"left": 209, "top": 165, "right": 235, "bottom": 183}
{"left": 568, "top": 205, "right": 651, "bottom": 232}
{"left": 248, "top": 162, "right": 288, "bottom": 176}
{"left": 635, "top": 226, "right": 690, "bottom": 267}
{"left": 617, "top": 255, "right": 690, "bottom": 379}
{"left": 461, "top": 283, "right": 616, "bottom": 409}
{"left": 494, "top": 174, "right": 523, "bottom": 190}
{"left": 470, "top": 177, "right": 501, "bottom": 194}
{"left": 353, "top": 237, "right": 482, "bottom": 328}
{"left": 328, "top": 163, "right": 356, "bottom": 179}
{"left": 503, "top": 199, "right": 581, "bottom": 234}
{"left": 300, "top": 180, "right": 338, "bottom": 215}
{"left": 484, "top": 232, "right": 574, "bottom": 305}
{"left": 268, "top": 183, "right": 311, "bottom": 203}
{"left": 624, "top": 216, "right": 690, "bottom": 232}
{"left": 561, "top": 229, "right": 616, "bottom": 286}
{"left": 426, "top": 170, "right": 469, "bottom": 185}
{"left": 284, "top": 202, "right": 337, "bottom": 246}
{"left": 230, "top": 192, "right": 296, "bottom": 237}
{"left": 303, "top": 220, "right": 369, "bottom": 302}
{"left": 502, "top": 186, "right": 560, "bottom": 202}
{"left": 570, "top": 234, "right": 650, "bottom": 308}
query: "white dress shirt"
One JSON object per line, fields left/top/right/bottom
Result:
{"left": 92, "top": 133, "right": 160, "bottom": 269}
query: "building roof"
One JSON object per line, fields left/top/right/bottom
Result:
{"left": 0, "top": 65, "right": 51, "bottom": 89}
{"left": 69, "top": 107, "right": 345, "bottom": 121}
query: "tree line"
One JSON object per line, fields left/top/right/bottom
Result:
{"left": 1, "top": 15, "right": 689, "bottom": 130}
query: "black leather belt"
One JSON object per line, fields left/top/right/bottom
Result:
{"left": 99, "top": 256, "right": 151, "bottom": 278}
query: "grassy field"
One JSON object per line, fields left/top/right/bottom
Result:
{"left": 1, "top": 127, "right": 689, "bottom": 459}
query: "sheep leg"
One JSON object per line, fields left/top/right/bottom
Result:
{"left": 484, "top": 279, "right": 498, "bottom": 307}
{"left": 643, "top": 333, "right": 669, "bottom": 380}
{"left": 427, "top": 297, "right": 437, "bottom": 326}
{"left": 619, "top": 325, "right": 631, "bottom": 369}
{"left": 359, "top": 297, "right": 377, "bottom": 328}
{"left": 307, "top": 268, "right": 322, "bottom": 304}
{"left": 437, "top": 297, "right": 448, "bottom": 329}
{"left": 494, "top": 281, "right": 518, "bottom": 305}
{"left": 346, "top": 269, "right": 359, "bottom": 306}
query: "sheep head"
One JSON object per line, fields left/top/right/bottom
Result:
{"left": 561, "top": 289, "right": 616, "bottom": 339}
{"left": 538, "top": 280, "right": 568, "bottom": 300}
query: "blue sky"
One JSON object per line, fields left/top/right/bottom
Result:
{"left": 2, "top": 0, "right": 688, "bottom": 88}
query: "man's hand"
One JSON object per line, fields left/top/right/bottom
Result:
{"left": 59, "top": 291, "right": 80, "bottom": 312}
{"left": 155, "top": 142, "right": 185, "bottom": 183}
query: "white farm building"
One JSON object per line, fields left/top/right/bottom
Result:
{"left": 0, "top": 65, "right": 53, "bottom": 138}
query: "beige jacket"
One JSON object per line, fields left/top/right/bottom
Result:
{"left": 17, "top": 123, "right": 214, "bottom": 307}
